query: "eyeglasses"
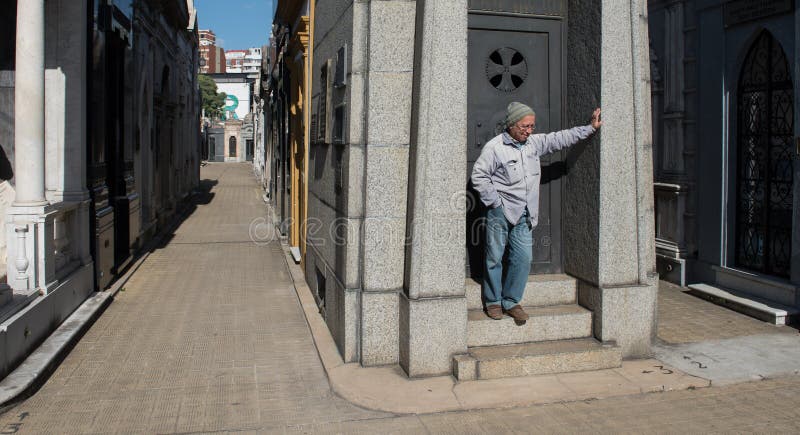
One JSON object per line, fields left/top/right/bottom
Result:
{"left": 514, "top": 123, "right": 535, "bottom": 132}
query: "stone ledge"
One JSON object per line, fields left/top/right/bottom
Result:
{"left": 0, "top": 288, "right": 110, "bottom": 411}
{"left": 687, "top": 283, "right": 799, "bottom": 326}
{"left": 712, "top": 266, "right": 798, "bottom": 307}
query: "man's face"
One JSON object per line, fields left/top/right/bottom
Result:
{"left": 508, "top": 115, "right": 536, "bottom": 143}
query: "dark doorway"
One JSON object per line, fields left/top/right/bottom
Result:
{"left": 105, "top": 33, "right": 133, "bottom": 273}
{"left": 466, "top": 13, "right": 565, "bottom": 278}
{"left": 229, "top": 136, "right": 237, "bottom": 157}
{"left": 735, "top": 31, "right": 794, "bottom": 278}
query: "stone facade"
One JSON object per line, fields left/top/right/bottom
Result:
{"left": 649, "top": 0, "right": 799, "bottom": 307}
{"left": 276, "top": 0, "right": 658, "bottom": 378}
{"left": 0, "top": 0, "right": 201, "bottom": 381}
{"left": 0, "top": 0, "right": 95, "bottom": 380}
{"left": 128, "top": 0, "right": 202, "bottom": 247}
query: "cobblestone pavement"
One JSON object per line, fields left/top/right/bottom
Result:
{"left": 657, "top": 280, "right": 797, "bottom": 344}
{"left": 0, "top": 163, "right": 798, "bottom": 433}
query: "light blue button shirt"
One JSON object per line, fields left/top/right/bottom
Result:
{"left": 471, "top": 125, "right": 596, "bottom": 227}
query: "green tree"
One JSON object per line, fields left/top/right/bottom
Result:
{"left": 199, "top": 74, "right": 227, "bottom": 119}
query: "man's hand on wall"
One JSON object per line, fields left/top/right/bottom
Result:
{"left": 591, "top": 108, "right": 602, "bottom": 129}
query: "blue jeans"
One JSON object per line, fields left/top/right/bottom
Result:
{"left": 484, "top": 206, "right": 532, "bottom": 310}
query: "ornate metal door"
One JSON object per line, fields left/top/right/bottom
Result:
{"left": 735, "top": 31, "right": 794, "bottom": 278}
{"left": 466, "top": 14, "right": 564, "bottom": 277}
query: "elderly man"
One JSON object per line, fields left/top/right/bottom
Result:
{"left": 471, "top": 102, "right": 602, "bottom": 322}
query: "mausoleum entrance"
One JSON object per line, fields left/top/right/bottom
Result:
{"left": 466, "top": 10, "right": 565, "bottom": 278}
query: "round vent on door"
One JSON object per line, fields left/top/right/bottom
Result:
{"left": 486, "top": 47, "right": 527, "bottom": 92}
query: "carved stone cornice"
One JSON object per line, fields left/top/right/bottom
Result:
{"left": 289, "top": 16, "right": 310, "bottom": 57}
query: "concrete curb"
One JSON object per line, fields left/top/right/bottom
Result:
{"left": 281, "top": 244, "right": 711, "bottom": 415}
{"left": 0, "top": 199, "right": 193, "bottom": 411}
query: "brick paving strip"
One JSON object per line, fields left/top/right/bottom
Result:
{"left": 0, "top": 163, "right": 798, "bottom": 433}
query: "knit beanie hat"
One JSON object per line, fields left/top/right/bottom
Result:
{"left": 505, "top": 102, "right": 535, "bottom": 128}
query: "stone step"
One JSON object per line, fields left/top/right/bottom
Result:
{"left": 453, "top": 338, "right": 622, "bottom": 381}
{"left": 467, "top": 304, "right": 592, "bottom": 347}
{"left": 712, "top": 266, "right": 799, "bottom": 308}
{"left": 687, "top": 283, "right": 800, "bottom": 326}
{"left": 465, "top": 274, "right": 577, "bottom": 310}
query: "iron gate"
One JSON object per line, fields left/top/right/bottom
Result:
{"left": 735, "top": 31, "right": 794, "bottom": 278}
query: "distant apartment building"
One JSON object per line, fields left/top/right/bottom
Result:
{"left": 226, "top": 49, "right": 246, "bottom": 73}
{"left": 243, "top": 47, "right": 262, "bottom": 73}
{"left": 226, "top": 48, "right": 261, "bottom": 74}
{"left": 199, "top": 29, "right": 225, "bottom": 73}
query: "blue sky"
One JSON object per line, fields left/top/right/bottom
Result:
{"left": 195, "top": 0, "right": 274, "bottom": 50}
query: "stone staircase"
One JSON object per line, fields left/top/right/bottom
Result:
{"left": 453, "top": 274, "right": 622, "bottom": 381}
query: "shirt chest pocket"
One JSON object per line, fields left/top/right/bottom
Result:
{"left": 500, "top": 159, "right": 523, "bottom": 184}
{"left": 528, "top": 156, "right": 541, "bottom": 177}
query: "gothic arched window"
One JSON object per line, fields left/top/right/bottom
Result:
{"left": 735, "top": 31, "right": 794, "bottom": 277}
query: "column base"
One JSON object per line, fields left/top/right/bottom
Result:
{"left": 6, "top": 201, "right": 89, "bottom": 293}
{"left": 6, "top": 203, "right": 56, "bottom": 292}
{"left": 400, "top": 293, "right": 467, "bottom": 377}
{"left": 577, "top": 280, "right": 658, "bottom": 358}
{"left": 361, "top": 290, "right": 400, "bottom": 366}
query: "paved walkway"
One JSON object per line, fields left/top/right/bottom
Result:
{"left": 656, "top": 281, "right": 795, "bottom": 344}
{"left": 0, "top": 164, "right": 385, "bottom": 433}
{"left": 0, "top": 163, "right": 798, "bottom": 433}
{"left": 655, "top": 281, "right": 800, "bottom": 385}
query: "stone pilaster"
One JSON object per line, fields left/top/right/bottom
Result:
{"left": 359, "top": 0, "right": 417, "bottom": 367}
{"left": 565, "top": 0, "right": 658, "bottom": 357}
{"left": 400, "top": 0, "right": 468, "bottom": 377}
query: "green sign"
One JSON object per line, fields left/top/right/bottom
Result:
{"left": 224, "top": 95, "right": 239, "bottom": 120}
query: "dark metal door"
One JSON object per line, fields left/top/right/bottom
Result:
{"left": 735, "top": 31, "right": 794, "bottom": 278}
{"left": 105, "top": 34, "right": 132, "bottom": 273}
{"left": 466, "top": 14, "right": 564, "bottom": 277}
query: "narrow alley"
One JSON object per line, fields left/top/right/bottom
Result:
{"left": 0, "top": 163, "right": 798, "bottom": 433}
{"left": 0, "top": 164, "right": 384, "bottom": 433}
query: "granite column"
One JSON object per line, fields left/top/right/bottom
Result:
{"left": 565, "top": 0, "right": 658, "bottom": 357}
{"left": 401, "top": 0, "right": 469, "bottom": 377}
{"left": 358, "top": 0, "right": 417, "bottom": 367}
